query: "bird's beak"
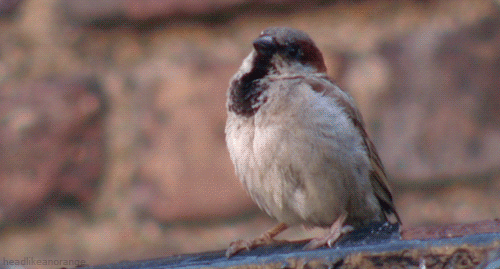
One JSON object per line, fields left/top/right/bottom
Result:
{"left": 253, "top": 35, "right": 276, "bottom": 55}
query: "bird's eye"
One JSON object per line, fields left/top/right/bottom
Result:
{"left": 287, "top": 45, "right": 301, "bottom": 58}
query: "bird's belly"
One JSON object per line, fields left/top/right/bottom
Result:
{"left": 225, "top": 88, "right": 376, "bottom": 227}
{"left": 243, "top": 124, "right": 348, "bottom": 226}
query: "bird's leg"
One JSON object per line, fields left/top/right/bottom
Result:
{"left": 303, "top": 213, "right": 353, "bottom": 250}
{"left": 226, "top": 222, "right": 289, "bottom": 258}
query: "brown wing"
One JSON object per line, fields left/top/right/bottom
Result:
{"left": 357, "top": 123, "right": 401, "bottom": 225}
{"left": 307, "top": 75, "right": 401, "bottom": 225}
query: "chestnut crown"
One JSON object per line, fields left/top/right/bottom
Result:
{"left": 252, "top": 27, "right": 327, "bottom": 73}
{"left": 228, "top": 27, "right": 327, "bottom": 117}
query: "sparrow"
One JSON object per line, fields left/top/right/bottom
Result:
{"left": 225, "top": 27, "right": 400, "bottom": 257}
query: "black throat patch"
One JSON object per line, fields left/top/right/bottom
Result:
{"left": 228, "top": 53, "right": 272, "bottom": 117}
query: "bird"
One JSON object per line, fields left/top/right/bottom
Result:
{"left": 224, "top": 27, "right": 400, "bottom": 257}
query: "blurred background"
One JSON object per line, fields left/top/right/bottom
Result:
{"left": 0, "top": 0, "right": 499, "bottom": 267}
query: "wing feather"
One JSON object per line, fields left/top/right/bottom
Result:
{"left": 306, "top": 75, "right": 401, "bottom": 224}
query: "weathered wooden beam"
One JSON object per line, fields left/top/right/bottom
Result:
{"left": 83, "top": 220, "right": 500, "bottom": 268}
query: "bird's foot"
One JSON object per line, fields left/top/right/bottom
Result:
{"left": 226, "top": 222, "right": 288, "bottom": 258}
{"left": 303, "top": 213, "right": 353, "bottom": 250}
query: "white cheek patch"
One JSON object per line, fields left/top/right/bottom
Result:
{"left": 239, "top": 51, "right": 256, "bottom": 74}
